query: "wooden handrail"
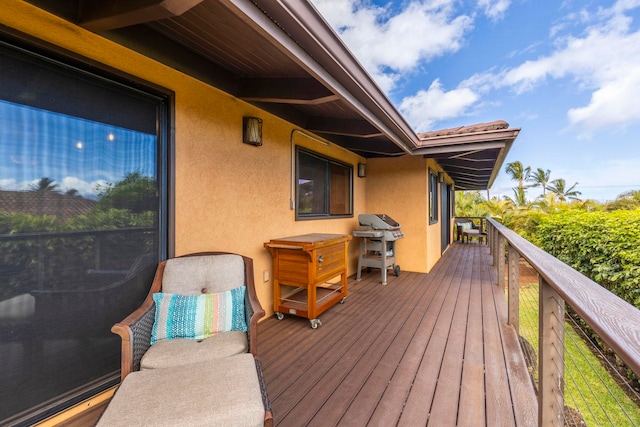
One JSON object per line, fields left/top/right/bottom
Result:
{"left": 486, "top": 217, "right": 640, "bottom": 377}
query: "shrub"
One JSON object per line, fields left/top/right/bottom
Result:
{"left": 534, "top": 210, "right": 640, "bottom": 308}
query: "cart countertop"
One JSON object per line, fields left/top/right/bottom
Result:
{"left": 264, "top": 233, "right": 351, "bottom": 250}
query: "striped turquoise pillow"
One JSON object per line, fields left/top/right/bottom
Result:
{"left": 150, "top": 286, "right": 247, "bottom": 345}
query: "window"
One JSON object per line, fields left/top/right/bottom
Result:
{"left": 296, "top": 148, "right": 353, "bottom": 219}
{"left": 429, "top": 170, "right": 439, "bottom": 223}
{"left": 0, "top": 39, "right": 169, "bottom": 425}
{"left": 451, "top": 187, "right": 455, "bottom": 219}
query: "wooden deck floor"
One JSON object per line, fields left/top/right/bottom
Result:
{"left": 258, "top": 242, "right": 538, "bottom": 427}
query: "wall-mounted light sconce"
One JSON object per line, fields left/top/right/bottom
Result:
{"left": 438, "top": 171, "right": 445, "bottom": 183}
{"left": 242, "top": 117, "right": 263, "bottom": 146}
{"left": 357, "top": 163, "right": 366, "bottom": 178}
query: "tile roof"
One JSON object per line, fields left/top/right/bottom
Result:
{"left": 417, "top": 120, "right": 510, "bottom": 139}
{"left": 0, "top": 191, "right": 96, "bottom": 220}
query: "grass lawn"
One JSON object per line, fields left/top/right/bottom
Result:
{"left": 517, "top": 281, "right": 640, "bottom": 426}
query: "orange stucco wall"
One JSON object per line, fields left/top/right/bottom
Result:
{"left": 2, "top": 1, "right": 454, "bottom": 423}
{"left": 2, "top": 0, "right": 454, "bottom": 312}
{"left": 365, "top": 157, "right": 451, "bottom": 273}
{"left": 1, "top": 0, "right": 369, "bottom": 317}
{"left": 365, "top": 156, "right": 428, "bottom": 272}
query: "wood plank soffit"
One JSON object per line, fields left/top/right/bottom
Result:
{"left": 238, "top": 78, "right": 339, "bottom": 105}
{"left": 307, "top": 117, "right": 384, "bottom": 138}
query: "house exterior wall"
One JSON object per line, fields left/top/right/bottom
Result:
{"left": 2, "top": 0, "right": 371, "bottom": 317}
{"left": 2, "top": 0, "right": 454, "bottom": 316}
{"left": 366, "top": 157, "right": 449, "bottom": 274}
{"left": 366, "top": 156, "right": 428, "bottom": 273}
{"left": 1, "top": 2, "right": 453, "bottom": 423}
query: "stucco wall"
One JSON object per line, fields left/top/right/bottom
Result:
{"left": 365, "top": 157, "right": 452, "bottom": 273}
{"left": 366, "top": 156, "right": 429, "bottom": 273}
{"left": 1, "top": 0, "right": 367, "bottom": 317}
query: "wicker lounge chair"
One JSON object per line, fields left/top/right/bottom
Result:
{"left": 98, "top": 252, "right": 272, "bottom": 427}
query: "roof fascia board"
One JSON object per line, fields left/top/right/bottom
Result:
{"left": 415, "top": 141, "right": 506, "bottom": 156}
{"left": 418, "top": 128, "right": 521, "bottom": 148}
{"left": 487, "top": 138, "right": 514, "bottom": 188}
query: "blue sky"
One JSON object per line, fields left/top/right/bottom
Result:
{"left": 310, "top": 0, "right": 640, "bottom": 202}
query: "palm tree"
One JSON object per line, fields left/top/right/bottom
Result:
{"left": 547, "top": 178, "right": 581, "bottom": 202}
{"left": 482, "top": 197, "right": 514, "bottom": 220}
{"left": 507, "top": 187, "right": 528, "bottom": 208}
{"left": 29, "top": 177, "right": 59, "bottom": 192}
{"left": 529, "top": 168, "right": 551, "bottom": 195}
{"left": 533, "top": 192, "right": 561, "bottom": 213}
{"left": 505, "top": 161, "right": 532, "bottom": 191}
{"left": 454, "top": 191, "right": 486, "bottom": 217}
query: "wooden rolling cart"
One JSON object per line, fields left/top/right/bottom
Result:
{"left": 264, "top": 233, "right": 351, "bottom": 328}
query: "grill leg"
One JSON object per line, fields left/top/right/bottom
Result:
{"left": 356, "top": 238, "right": 364, "bottom": 280}
{"left": 381, "top": 266, "right": 387, "bottom": 285}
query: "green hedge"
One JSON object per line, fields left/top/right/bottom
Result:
{"left": 532, "top": 210, "right": 640, "bottom": 308}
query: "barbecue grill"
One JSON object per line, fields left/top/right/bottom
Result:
{"left": 353, "top": 214, "right": 404, "bottom": 285}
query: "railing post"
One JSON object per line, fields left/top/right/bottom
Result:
{"left": 490, "top": 225, "right": 497, "bottom": 266}
{"left": 508, "top": 245, "right": 520, "bottom": 333}
{"left": 497, "top": 234, "right": 505, "bottom": 288}
{"left": 539, "top": 277, "right": 565, "bottom": 427}
{"left": 37, "top": 234, "right": 44, "bottom": 290}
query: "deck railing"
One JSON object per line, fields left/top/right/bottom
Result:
{"left": 485, "top": 217, "right": 640, "bottom": 426}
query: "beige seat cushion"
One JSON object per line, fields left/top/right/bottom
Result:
{"left": 141, "top": 331, "right": 248, "bottom": 370}
{"left": 98, "top": 353, "right": 265, "bottom": 427}
{"left": 162, "top": 254, "right": 245, "bottom": 295}
{"left": 0, "top": 294, "right": 35, "bottom": 320}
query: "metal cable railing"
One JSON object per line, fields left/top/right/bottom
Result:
{"left": 486, "top": 218, "right": 640, "bottom": 426}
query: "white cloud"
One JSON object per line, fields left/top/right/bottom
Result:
{"left": 462, "top": 1, "right": 640, "bottom": 134}
{"left": 312, "top": 0, "right": 640, "bottom": 135}
{"left": 0, "top": 179, "right": 29, "bottom": 191}
{"left": 477, "top": 0, "right": 511, "bottom": 21}
{"left": 311, "top": 0, "right": 473, "bottom": 92}
{"left": 0, "top": 177, "right": 107, "bottom": 199}
{"left": 399, "top": 79, "right": 480, "bottom": 130}
{"left": 60, "top": 176, "right": 108, "bottom": 198}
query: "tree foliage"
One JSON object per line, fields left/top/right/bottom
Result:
{"left": 528, "top": 168, "right": 551, "bottom": 194}
{"left": 505, "top": 161, "right": 531, "bottom": 191}
{"left": 456, "top": 184, "right": 640, "bottom": 311}
{"left": 547, "top": 178, "right": 581, "bottom": 202}
{"left": 29, "top": 177, "right": 59, "bottom": 192}
{"left": 96, "top": 172, "right": 157, "bottom": 214}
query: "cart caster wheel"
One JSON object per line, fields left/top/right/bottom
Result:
{"left": 394, "top": 265, "right": 401, "bottom": 277}
{"left": 310, "top": 319, "right": 322, "bottom": 329}
{"left": 340, "top": 297, "right": 347, "bottom": 304}
{"left": 276, "top": 312, "right": 284, "bottom": 320}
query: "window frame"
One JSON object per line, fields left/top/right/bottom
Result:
{"left": 0, "top": 31, "right": 173, "bottom": 425}
{"left": 429, "top": 169, "right": 439, "bottom": 224}
{"left": 295, "top": 147, "right": 354, "bottom": 220}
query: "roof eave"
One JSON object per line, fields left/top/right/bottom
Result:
{"left": 416, "top": 127, "right": 521, "bottom": 191}
{"left": 247, "top": 0, "right": 420, "bottom": 154}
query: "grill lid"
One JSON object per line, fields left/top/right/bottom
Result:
{"left": 358, "top": 214, "right": 400, "bottom": 230}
